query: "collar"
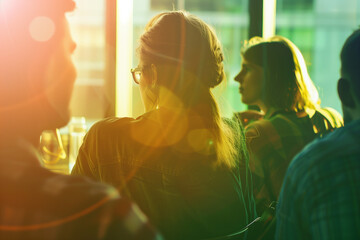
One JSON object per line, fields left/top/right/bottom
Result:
{"left": 264, "top": 107, "right": 285, "bottom": 119}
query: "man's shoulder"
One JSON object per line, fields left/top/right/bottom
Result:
{"left": 289, "top": 129, "right": 338, "bottom": 167}
{"left": 52, "top": 170, "right": 120, "bottom": 198}
{"left": 22, "top": 166, "right": 120, "bottom": 207}
{"left": 298, "top": 120, "right": 359, "bottom": 157}
{"left": 287, "top": 122, "right": 360, "bottom": 179}
{"left": 278, "top": 122, "right": 360, "bottom": 240}
{"left": 0, "top": 162, "right": 119, "bottom": 228}
{"left": 0, "top": 167, "right": 161, "bottom": 239}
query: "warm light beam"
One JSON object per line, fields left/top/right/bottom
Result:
{"left": 116, "top": 0, "right": 133, "bottom": 117}
{"left": 263, "top": 0, "right": 277, "bottom": 38}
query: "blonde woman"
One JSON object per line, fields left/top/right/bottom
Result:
{"left": 72, "top": 11, "right": 256, "bottom": 239}
{"left": 234, "top": 36, "right": 343, "bottom": 211}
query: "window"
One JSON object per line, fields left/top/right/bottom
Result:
{"left": 276, "top": 0, "right": 359, "bottom": 113}
{"left": 279, "top": 0, "right": 314, "bottom": 11}
{"left": 67, "top": 0, "right": 107, "bottom": 121}
{"left": 66, "top": 0, "right": 358, "bottom": 121}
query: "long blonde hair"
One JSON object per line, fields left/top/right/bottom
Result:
{"left": 242, "top": 36, "right": 320, "bottom": 112}
{"left": 138, "top": 11, "right": 238, "bottom": 168}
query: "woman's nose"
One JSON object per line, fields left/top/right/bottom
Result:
{"left": 234, "top": 72, "right": 242, "bottom": 83}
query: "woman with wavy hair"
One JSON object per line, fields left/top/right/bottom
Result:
{"left": 72, "top": 11, "right": 256, "bottom": 239}
{"left": 234, "top": 36, "right": 343, "bottom": 211}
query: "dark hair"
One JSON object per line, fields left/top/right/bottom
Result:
{"left": 242, "top": 36, "right": 320, "bottom": 112}
{"left": 341, "top": 28, "right": 360, "bottom": 101}
{"left": 0, "top": 0, "right": 75, "bottom": 106}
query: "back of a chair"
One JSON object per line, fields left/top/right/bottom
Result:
{"left": 203, "top": 217, "right": 262, "bottom": 240}
{"left": 246, "top": 202, "right": 277, "bottom": 240}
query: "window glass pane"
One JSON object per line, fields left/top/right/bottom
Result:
{"left": 185, "top": 0, "right": 245, "bottom": 12}
{"left": 133, "top": 0, "right": 248, "bottom": 117}
{"left": 276, "top": 0, "right": 360, "bottom": 114}
{"left": 150, "top": 0, "right": 178, "bottom": 10}
{"left": 278, "top": 0, "right": 314, "bottom": 11}
{"left": 67, "top": 0, "right": 106, "bottom": 121}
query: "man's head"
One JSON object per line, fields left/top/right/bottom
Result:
{"left": 0, "top": 0, "right": 76, "bottom": 135}
{"left": 338, "top": 29, "right": 360, "bottom": 124}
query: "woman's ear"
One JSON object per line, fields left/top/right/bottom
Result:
{"left": 338, "top": 78, "right": 356, "bottom": 108}
{"left": 150, "top": 64, "right": 158, "bottom": 86}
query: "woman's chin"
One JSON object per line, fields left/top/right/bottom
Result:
{"left": 240, "top": 96, "right": 249, "bottom": 105}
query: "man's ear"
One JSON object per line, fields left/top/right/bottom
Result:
{"left": 150, "top": 64, "right": 158, "bottom": 86}
{"left": 338, "top": 78, "right": 356, "bottom": 108}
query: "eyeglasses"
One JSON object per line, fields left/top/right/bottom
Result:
{"left": 130, "top": 67, "right": 142, "bottom": 84}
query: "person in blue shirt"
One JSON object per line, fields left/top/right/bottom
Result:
{"left": 276, "top": 29, "right": 360, "bottom": 239}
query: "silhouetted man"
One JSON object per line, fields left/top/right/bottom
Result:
{"left": 0, "top": 0, "right": 161, "bottom": 239}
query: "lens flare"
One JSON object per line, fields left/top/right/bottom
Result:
{"left": 29, "top": 16, "right": 55, "bottom": 42}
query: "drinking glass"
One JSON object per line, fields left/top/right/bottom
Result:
{"left": 40, "top": 128, "right": 68, "bottom": 174}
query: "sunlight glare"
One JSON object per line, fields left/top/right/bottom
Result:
{"left": 263, "top": 0, "right": 276, "bottom": 38}
{"left": 29, "top": 16, "right": 55, "bottom": 42}
{"left": 116, "top": 0, "right": 133, "bottom": 117}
